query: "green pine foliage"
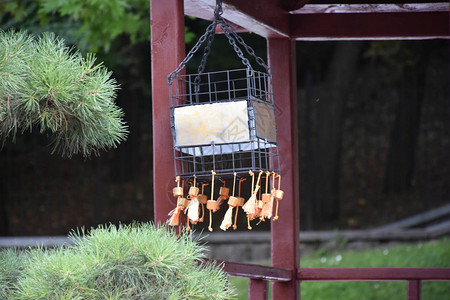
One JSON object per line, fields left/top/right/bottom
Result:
{"left": 0, "top": 249, "right": 26, "bottom": 299}
{"left": 0, "top": 30, "right": 127, "bottom": 157}
{"left": 1, "top": 223, "right": 234, "bottom": 299}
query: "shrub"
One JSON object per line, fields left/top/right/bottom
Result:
{"left": 1, "top": 223, "right": 234, "bottom": 299}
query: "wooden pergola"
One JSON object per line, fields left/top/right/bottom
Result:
{"left": 150, "top": 1, "right": 449, "bottom": 299}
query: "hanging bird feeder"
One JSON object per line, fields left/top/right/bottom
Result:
{"left": 167, "top": 0, "right": 280, "bottom": 179}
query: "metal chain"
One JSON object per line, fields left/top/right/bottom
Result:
{"left": 194, "top": 21, "right": 217, "bottom": 89}
{"left": 218, "top": 20, "right": 253, "bottom": 71}
{"left": 168, "top": 0, "right": 271, "bottom": 84}
{"left": 167, "top": 21, "right": 217, "bottom": 84}
{"left": 214, "top": 0, "right": 223, "bottom": 17}
{"left": 227, "top": 23, "right": 272, "bottom": 75}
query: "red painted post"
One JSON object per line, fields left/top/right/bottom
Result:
{"left": 268, "top": 38, "right": 300, "bottom": 299}
{"left": 249, "top": 279, "right": 268, "bottom": 300}
{"left": 407, "top": 280, "right": 421, "bottom": 300}
{"left": 150, "top": 0, "right": 185, "bottom": 225}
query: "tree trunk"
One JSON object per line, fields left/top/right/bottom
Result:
{"left": 312, "top": 41, "right": 363, "bottom": 223}
{"left": 384, "top": 45, "right": 428, "bottom": 194}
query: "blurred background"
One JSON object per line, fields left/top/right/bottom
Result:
{"left": 0, "top": 1, "right": 448, "bottom": 237}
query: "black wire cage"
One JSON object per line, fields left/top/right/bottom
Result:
{"left": 168, "top": 2, "right": 280, "bottom": 179}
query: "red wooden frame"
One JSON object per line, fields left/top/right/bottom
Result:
{"left": 150, "top": 1, "right": 450, "bottom": 299}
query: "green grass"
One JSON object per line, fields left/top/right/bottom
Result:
{"left": 229, "top": 238, "right": 450, "bottom": 300}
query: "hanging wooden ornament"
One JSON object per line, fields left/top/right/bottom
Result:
{"left": 256, "top": 183, "right": 263, "bottom": 218}
{"left": 206, "top": 171, "right": 217, "bottom": 232}
{"left": 242, "top": 170, "right": 254, "bottom": 229}
{"left": 273, "top": 173, "right": 284, "bottom": 221}
{"left": 233, "top": 177, "right": 246, "bottom": 230}
{"left": 198, "top": 183, "right": 208, "bottom": 222}
{"left": 260, "top": 171, "right": 274, "bottom": 220}
{"left": 220, "top": 173, "right": 238, "bottom": 231}
{"left": 215, "top": 178, "right": 230, "bottom": 212}
{"left": 185, "top": 175, "right": 200, "bottom": 229}
{"left": 242, "top": 170, "right": 263, "bottom": 229}
{"left": 169, "top": 177, "right": 189, "bottom": 226}
{"left": 172, "top": 176, "right": 183, "bottom": 197}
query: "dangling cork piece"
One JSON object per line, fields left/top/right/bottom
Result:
{"left": 169, "top": 176, "right": 188, "bottom": 226}
{"left": 242, "top": 170, "right": 263, "bottom": 229}
{"left": 215, "top": 178, "right": 229, "bottom": 212}
{"left": 172, "top": 176, "right": 183, "bottom": 197}
{"left": 207, "top": 170, "right": 216, "bottom": 231}
{"left": 198, "top": 183, "right": 208, "bottom": 222}
{"left": 260, "top": 171, "right": 273, "bottom": 220}
{"left": 220, "top": 173, "right": 238, "bottom": 231}
{"left": 186, "top": 176, "right": 200, "bottom": 227}
{"left": 233, "top": 177, "right": 246, "bottom": 230}
{"left": 273, "top": 173, "right": 284, "bottom": 221}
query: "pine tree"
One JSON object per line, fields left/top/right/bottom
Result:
{"left": 0, "top": 30, "right": 127, "bottom": 157}
{"left": 1, "top": 223, "right": 235, "bottom": 299}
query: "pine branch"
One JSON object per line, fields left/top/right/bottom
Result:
{"left": 0, "top": 30, "right": 128, "bottom": 157}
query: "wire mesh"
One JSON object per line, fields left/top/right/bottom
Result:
{"left": 169, "top": 68, "right": 279, "bottom": 179}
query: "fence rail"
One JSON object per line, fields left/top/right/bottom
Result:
{"left": 215, "top": 261, "right": 450, "bottom": 300}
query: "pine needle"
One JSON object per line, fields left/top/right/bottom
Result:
{"left": 0, "top": 30, "right": 128, "bottom": 157}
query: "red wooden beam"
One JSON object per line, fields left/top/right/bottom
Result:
{"left": 150, "top": 0, "right": 186, "bottom": 224}
{"left": 290, "top": 11, "right": 450, "bottom": 40}
{"left": 249, "top": 279, "right": 269, "bottom": 300}
{"left": 278, "top": 0, "right": 311, "bottom": 11}
{"left": 184, "top": 0, "right": 290, "bottom": 38}
{"left": 407, "top": 280, "right": 421, "bottom": 300}
{"left": 309, "top": 0, "right": 448, "bottom": 4}
{"left": 268, "top": 38, "right": 300, "bottom": 299}
{"left": 211, "top": 260, "right": 292, "bottom": 281}
{"left": 298, "top": 268, "right": 450, "bottom": 281}
{"left": 293, "top": 3, "right": 450, "bottom": 14}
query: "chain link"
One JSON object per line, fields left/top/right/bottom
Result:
{"left": 194, "top": 21, "right": 217, "bottom": 90}
{"left": 227, "top": 26, "right": 271, "bottom": 74}
{"left": 218, "top": 21, "right": 253, "bottom": 71}
{"left": 168, "top": 0, "right": 271, "bottom": 85}
{"left": 167, "top": 21, "right": 217, "bottom": 84}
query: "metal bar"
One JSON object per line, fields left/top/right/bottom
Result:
{"left": 249, "top": 279, "right": 268, "bottom": 300}
{"left": 407, "top": 280, "right": 421, "bottom": 300}
{"left": 297, "top": 268, "right": 450, "bottom": 281}
{"left": 268, "top": 38, "right": 300, "bottom": 299}
{"left": 151, "top": 0, "right": 185, "bottom": 224}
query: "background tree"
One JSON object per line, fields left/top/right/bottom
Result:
{"left": 311, "top": 41, "right": 363, "bottom": 223}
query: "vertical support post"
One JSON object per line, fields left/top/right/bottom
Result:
{"left": 249, "top": 279, "right": 268, "bottom": 300}
{"left": 407, "top": 280, "right": 421, "bottom": 300}
{"left": 268, "top": 38, "right": 300, "bottom": 299}
{"left": 150, "top": 0, "right": 185, "bottom": 224}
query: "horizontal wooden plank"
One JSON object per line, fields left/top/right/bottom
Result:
{"left": 373, "top": 203, "right": 450, "bottom": 232}
{"left": 300, "top": 229, "right": 432, "bottom": 241}
{"left": 292, "top": 3, "right": 449, "bottom": 14}
{"left": 197, "top": 225, "right": 449, "bottom": 244}
{"left": 309, "top": 0, "right": 448, "bottom": 4}
{"left": 3, "top": 222, "right": 448, "bottom": 249}
{"left": 203, "top": 259, "right": 293, "bottom": 281}
{"left": 0, "top": 236, "right": 73, "bottom": 248}
{"left": 184, "top": 0, "right": 289, "bottom": 38}
{"left": 298, "top": 268, "right": 450, "bottom": 281}
{"left": 291, "top": 11, "right": 449, "bottom": 40}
